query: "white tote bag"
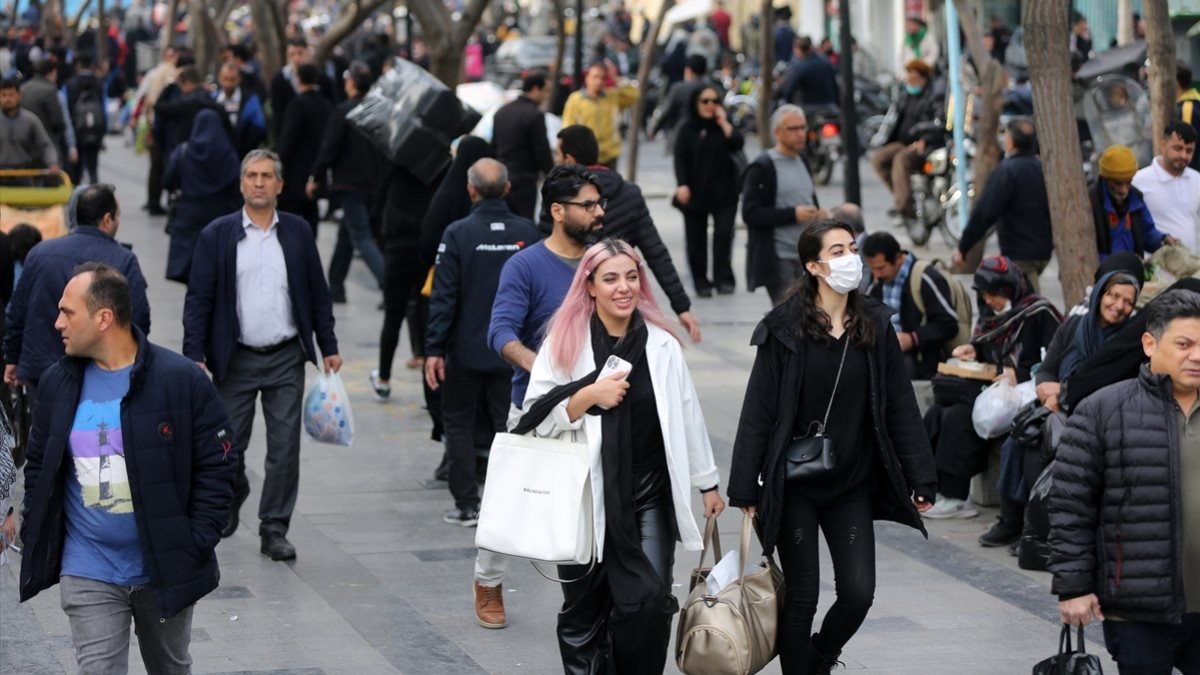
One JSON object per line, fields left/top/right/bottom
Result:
{"left": 475, "top": 430, "right": 594, "bottom": 566}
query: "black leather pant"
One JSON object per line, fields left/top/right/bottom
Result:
{"left": 556, "top": 466, "right": 677, "bottom": 675}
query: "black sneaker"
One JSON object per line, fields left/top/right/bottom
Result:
{"left": 696, "top": 287, "right": 714, "bottom": 298}
{"left": 443, "top": 507, "right": 479, "bottom": 527}
{"left": 716, "top": 282, "right": 736, "bottom": 295}
{"left": 979, "top": 517, "right": 1022, "bottom": 547}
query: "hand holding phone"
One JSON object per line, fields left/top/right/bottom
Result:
{"left": 592, "top": 356, "right": 632, "bottom": 410}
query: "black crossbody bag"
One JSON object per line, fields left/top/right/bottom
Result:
{"left": 785, "top": 337, "right": 849, "bottom": 482}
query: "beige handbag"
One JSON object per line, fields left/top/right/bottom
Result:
{"left": 676, "top": 513, "right": 785, "bottom": 675}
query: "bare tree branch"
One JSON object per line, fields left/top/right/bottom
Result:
{"left": 314, "top": 0, "right": 393, "bottom": 66}
{"left": 454, "top": 0, "right": 491, "bottom": 45}
{"left": 68, "top": 0, "right": 94, "bottom": 32}
{"left": 626, "top": 0, "right": 675, "bottom": 181}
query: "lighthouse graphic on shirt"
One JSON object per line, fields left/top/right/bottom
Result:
{"left": 69, "top": 397, "right": 134, "bottom": 515}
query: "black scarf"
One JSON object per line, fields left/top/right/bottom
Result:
{"left": 513, "top": 312, "right": 671, "bottom": 614}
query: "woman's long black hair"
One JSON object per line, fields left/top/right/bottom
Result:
{"left": 785, "top": 219, "right": 877, "bottom": 349}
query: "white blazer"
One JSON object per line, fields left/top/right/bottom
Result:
{"left": 524, "top": 323, "right": 721, "bottom": 561}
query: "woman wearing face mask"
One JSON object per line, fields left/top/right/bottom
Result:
{"left": 923, "top": 256, "right": 1062, "bottom": 520}
{"left": 672, "top": 84, "right": 744, "bottom": 297}
{"left": 520, "top": 238, "right": 724, "bottom": 674}
{"left": 728, "top": 220, "right": 937, "bottom": 674}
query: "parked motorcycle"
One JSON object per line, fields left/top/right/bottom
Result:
{"left": 803, "top": 104, "right": 841, "bottom": 185}
{"left": 903, "top": 128, "right": 975, "bottom": 247}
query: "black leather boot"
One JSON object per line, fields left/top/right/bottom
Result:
{"left": 809, "top": 634, "right": 844, "bottom": 674}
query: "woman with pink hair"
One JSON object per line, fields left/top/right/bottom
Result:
{"left": 517, "top": 237, "right": 724, "bottom": 674}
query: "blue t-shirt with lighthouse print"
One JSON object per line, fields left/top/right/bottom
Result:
{"left": 61, "top": 362, "right": 148, "bottom": 585}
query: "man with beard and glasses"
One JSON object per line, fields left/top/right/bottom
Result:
{"left": 1133, "top": 122, "right": 1200, "bottom": 252}
{"left": 463, "top": 164, "right": 604, "bottom": 630}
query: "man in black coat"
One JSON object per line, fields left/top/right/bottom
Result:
{"left": 153, "top": 66, "right": 230, "bottom": 158}
{"left": 870, "top": 59, "right": 942, "bottom": 218}
{"left": 308, "top": 61, "right": 385, "bottom": 300}
{"left": 183, "top": 149, "right": 341, "bottom": 561}
{"left": 424, "top": 159, "right": 542, "bottom": 526}
{"left": 648, "top": 54, "right": 708, "bottom": 153}
{"left": 269, "top": 38, "right": 336, "bottom": 141}
{"left": 542, "top": 125, "right": 701, "bottom": 342}
{"left": 277, "top": 63, "right": 333, "bottom": 237}
{"left": 492, "top": 71, "right": 554, "bottom": 220}
{"left": 1050, "top": 289, "right": 1200, "bottom": 671}
{"left": 20, "top": 263, "right": 235, "bottom": 672}
{"left": 64, "top": 53, "right": 106, "bottom": 184}
{"left": 954, "top": 118, "right": 1054, "bottom": 292}
{"left": 780, "top": 36, "right": 839, "bottom": 109}
{"left": 862, "top": 231, "right": 961, "bottom": 379}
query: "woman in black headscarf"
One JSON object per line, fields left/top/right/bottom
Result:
{"left": 672, "top": 84, "right": 743, "bottom": 296}
{"left": 163, "top": 108, "right": 242, "bottom": 283}
{"left": 923, "top": 256, "right": 1062, "bottom": 520}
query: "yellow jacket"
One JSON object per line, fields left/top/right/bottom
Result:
{"left": 561, "top": 85, "right": 640, "bottom": 165}
{"left": 1179, "top": 88, "right": 1200, "bottom": 126}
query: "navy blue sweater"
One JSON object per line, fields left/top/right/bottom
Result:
{"left": 959, "top": 152, "right": 1054, "bottom": 262}
{"left": 182, "top": 211, "right": 338, "bottom": 383}
{"left": 4, "top": 226, "right": 150, "bottom": 383}
{"left": 20, "top": 328, "right": 236, "bottom": 619}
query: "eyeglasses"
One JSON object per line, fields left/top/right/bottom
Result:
{"left": 559, "top": 198, "right": 607, "bottom": 213}
{"left": 699, "top": 97, "right": 719, "bottom": 104}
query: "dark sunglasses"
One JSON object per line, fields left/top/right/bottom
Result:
{"left": 699, "top": 97, "right": 719, "bottom": 104}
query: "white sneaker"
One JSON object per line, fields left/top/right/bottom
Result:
{"left": 923, "top": 497, "right": 979, "bottom": 519}
{"left": 369, "top": 369, "right": 391, "bottom": 402}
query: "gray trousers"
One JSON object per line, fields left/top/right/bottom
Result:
{"left": 60, "top": 575, "right": 193, "bottom": 674}
{"left": 217, "top": 341, "right": 306, "bottom": 537}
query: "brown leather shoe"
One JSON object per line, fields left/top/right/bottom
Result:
{"left": 473, "top": 581, "right": 506, "bottom": 629}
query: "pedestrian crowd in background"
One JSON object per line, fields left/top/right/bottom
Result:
{"left": 1, "top": 2, "right": 1200, "bottom": 674}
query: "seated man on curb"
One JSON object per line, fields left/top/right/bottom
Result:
{"left": 862, "top": 231, "right": 965, "bottom": 379}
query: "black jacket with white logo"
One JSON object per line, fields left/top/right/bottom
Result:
{"left": 426, "top": 199, "right": 542, "bottom": 373}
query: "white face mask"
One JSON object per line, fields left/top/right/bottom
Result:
{"left": 819, "top": 255, "right": 863, "bottom": 295}
{"left": 998, "top": 299, "right": 1013, "bottom": 314}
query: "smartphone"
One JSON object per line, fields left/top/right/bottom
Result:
{"left": 598, "top": 355, "right": 633, "bottom": 380}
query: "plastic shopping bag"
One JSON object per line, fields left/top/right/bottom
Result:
{"left": 972, "top": 379, "right": 1036, "bottom": 439}
{"left": 303, "top": 370, "right": 354, "bottom": 446}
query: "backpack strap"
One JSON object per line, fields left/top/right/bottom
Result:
{"left": 908, "top": 259, "right": 931, "bottom": 317}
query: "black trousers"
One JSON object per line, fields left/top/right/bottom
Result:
{"left": 556, "top": 469, "right": 676, "bottom": 675}
{"left": 76, "top": 143, "right": 101, "bottom": 184}
{"left": 766, "top": 258, "right": 804, "bottom": 306}
{"left": 146, "top": 142, "right": 165, "bottom": 209}
{"left": 777, "top": 489, "right": 876, "bottom": 674}
{"left": 377, "top": 241, "right": 425, "bottom": 381}
{"left": 682, "top": 204, "right": 736, "bottom": 292}
{"left": 1103, "top": 613, "right": 1200, "bottom": 674}
{"left": 440, "top": 362, "right": 509, "bottom": 509}
{"left": 928, "top": 401, "right": 989, "bottom": 500}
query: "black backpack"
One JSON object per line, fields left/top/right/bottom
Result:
{"left": 73, "top": 86, "right": 105, "bottom": 146}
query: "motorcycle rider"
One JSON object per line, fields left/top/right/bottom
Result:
{"left": 780, "top": 36, "right": 839, "bottom": 110}
{"left": 1089, "top": 145, "right": 1177, "bottom": 261}
{"left": 871, "top": 60, "right": 943, "bottom": 220}
{"left": 953, "top": 118, "right": 1054, "bottom": 293}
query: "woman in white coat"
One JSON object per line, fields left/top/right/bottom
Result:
{"left": 521, "top": 237, "right": 725, "bottom": 675}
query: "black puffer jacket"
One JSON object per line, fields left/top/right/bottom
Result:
{"left": 539, "top": 166, "right": 691, "bottom": 315}
{"left": 1048, "top": 366, "right": 1187, "bottom": 623}
{"left": 728, "top": 296, "right": 937, "bottom": 555}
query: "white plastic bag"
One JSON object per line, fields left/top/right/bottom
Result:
{"left": 972, "top": 379, "right": 1036, "bottom": 439}
{"left": 303, "top": 370, "right": 354, "bottom": 446}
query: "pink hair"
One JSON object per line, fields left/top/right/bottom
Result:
{"left": 545, "top": 239, "right": 680, "bottom": 374}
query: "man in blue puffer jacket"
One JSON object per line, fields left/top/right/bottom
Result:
{"left": 20, "top": 263, "right": 235, "bottom": 673}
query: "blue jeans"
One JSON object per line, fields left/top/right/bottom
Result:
{"left": 60, "top": 575, "right": 194, "bottom": 674}
{"left": 328, "top": 192, "right": 384, "bottom": 290}
{"left": 1103, "top": 613, "right": 1200, "bottom": 674}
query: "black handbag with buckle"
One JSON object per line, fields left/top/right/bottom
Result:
{"left": 785, "top": 337, "right": 849, "bottom": 482}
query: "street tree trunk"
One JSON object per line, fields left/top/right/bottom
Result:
{"left": 1117, "top": 0, "right": 1135, "bottom": 45}
{"left": 953, "top": 0, "right": 1005, "bottom": 273}
{"left": 251, "top": 0, "right": 289, "bottom": 86}
{"left": 314, "top": 0, "right": 395, "bottom": 67}
{"left": 159, "top": 0, "right": 181, "bottom": 51}
{"left": 408, "top": 0, "right": 490, "bottom": 87}
{"left": 625, "top": 0, "right": 674, "bottom": 182}
{"left": 63, "top": 0, "right": 94, "bottom": 48}
{"left": 41, "top": 0, "right": 62, "bottom": 43}
{"left": 96, "top": 0, "right": 107, "bottom": 68}
{"left": 1142, "top": 0, "right": 1176, "bottom": 154}
{"left": 1024, "top": 0, "right": 1096, "bottom": 306}
{"left": 550, "top": 0, "right": 567, "bottom": 101}
{"left": 756, "top": 0, "right": 773, "bottom": 141}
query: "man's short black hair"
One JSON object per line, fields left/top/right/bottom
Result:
{"left": 1178, "top": 63, "right": 1194, "bottom": 91}
{"left": 347, "top": 60, "right": 374, "bottom": 93}
{"left": 542, "top": 164, "right": 601, "bottom": 209}
{"left": 297, "top": 63, "right": 320, "bottom": 86}
{"left": 0, "top": 76, "right": 18, "bottom": 91}
{"left": 8, "top": 223, "right": 42, "bottom": 263}
{"left": 230, "top": 43, "right": 252, "bottom": 62}
{"left": 287, "top": 37, "right": 309, "bottom": 50}
{"left": 177, "top": 66, "right": 202, "bottom": 85}
{"left": 1145, "top": 289, "right": 1200, "bottom": 340}
{"left": 33, "top": 57, "right": 56, "bottom": 76}
{"left": 1165, "top": 120, "right": 1198, "bottom": 144}
{"left": 521, "top": 70, "right": 547, "bottom": 92}
{"left": 794, "top": 36, "right": 813, "bottom": 53}
{"left": 558, "top": 125, "right": 600, "bottom": 166}
{"left": 75, "top": 52, "right": 95, "bottom": 69}
{"left": 175, "top": 53, "right": 196, "bottom": 69}
{"left": 75, "top": 184, "right": 118, "bottom": 226}
{"left": 860, "top": 232, "right": 902, "bottom": 263}
{"left": 72, "top": 262, "right": 133, "bottom": 328}
{"left": 685, "top": 54, "right": 707, "bottom": 76}
{"left": 1007, "top": 117, "right": 1037, "bottom": 153}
